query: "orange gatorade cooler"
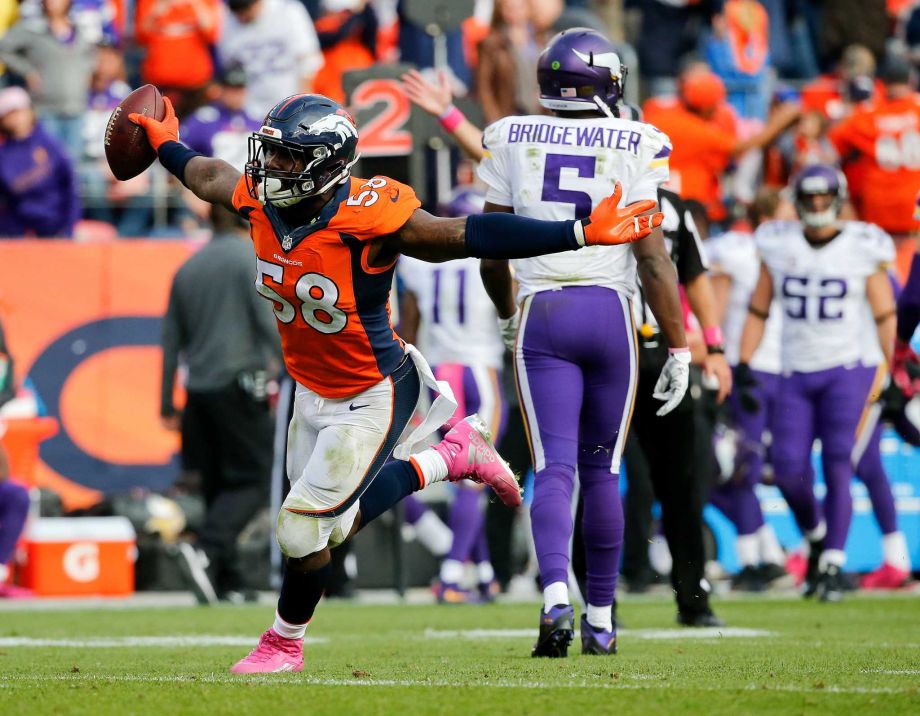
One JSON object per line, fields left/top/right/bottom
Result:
{"left": 19, "top": 517, "right": 136, "bottom": 596}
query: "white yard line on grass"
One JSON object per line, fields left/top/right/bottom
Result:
{"left": 423, "top": 627, "right": 776, "bottom": 640}
{"left": 861, "top": 669, "right": 920, "bottom": 675}
{"left": 0, "top": 629, "right": 773, "bottom": 650}
{"left": 0, "top": 674, "right": 911, "bottom": 695}
{"left": 0, "top": 636, "right": 327, "bottom": 648}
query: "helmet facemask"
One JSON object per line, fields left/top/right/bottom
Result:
{"left": 246, "top": 133, "right": 349, "bottom": 208}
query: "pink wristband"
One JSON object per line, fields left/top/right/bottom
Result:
{"left": 439, "top": 105, "right": 465, "bottom": 133}
{"left": 668, "top": 346, "right": 691, "bottom": 355}
{"left": 703, "top": 325, "right": 724, "bottom": 347}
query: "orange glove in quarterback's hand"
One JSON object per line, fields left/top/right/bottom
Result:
{"left": 578, "top": 182, "right": 663, "bottom": 246}
{"left": 128, "top": 95, "right": 179, "bottom": 153}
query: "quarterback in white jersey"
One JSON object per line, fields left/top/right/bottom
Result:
{"left": 740, "top": 165, "right": 897, "bottom": 602}
{"left": 476, "top": 28, "right": 691, "bottom": 656}
{"left": 478, "top": 114, "right": 670, "bottom": 301}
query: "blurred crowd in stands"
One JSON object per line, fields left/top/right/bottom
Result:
{"left": 1, "top": 0, "right": 920, "bottom": 243}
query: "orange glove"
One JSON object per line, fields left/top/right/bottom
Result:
{"left": 579, "top": 182, "right": 664, "bottom": 246}
{"left": 128, "top": 95, "right": 179, "bottom": 153}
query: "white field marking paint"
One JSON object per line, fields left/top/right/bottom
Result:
{"left": 0, "top": 636, "right": 327, "bottom": 648}
{"left": 423, "top": 627, "right": 775, "bottom": 640}
{"left": 861, "top": 669, "right": 920, "bottom": 675}
{"left": 0, "top": 674, "right": 911, "bottom": 695}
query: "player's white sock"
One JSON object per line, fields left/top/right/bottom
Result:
{"left": 882, "top": 531, "right": 911, "bottom": 571}
{"left": 757, "top": 524, "right": 786, "bottom": 566}
{"left": 477, "top": 561, "right": 495, "bottom": 585}
{"left": 736, "top": 534, "right": 759, "bottom": 567}
{"left": 806, "top": 520, "right": 827, "bottom": 544}
{"left": 586, "top": 604, "right": 613, "bottom": 632}
{"left": 272, "top": 611, "right": 307, "bottom": 640}
{"left": 414, "top": 511, "right": 452, "bottom": 557}
{"left": 0, "top": 563, "right": 8, "bottom": 583}
{"left": 410, "top": 449, "right": 449, "bottom": 485}
{"left": 543, "top": 581, "right": 568, "bottom": 612}
{"left": 818, "top": 549, "right": 846, "bottom": 572}
{"left": 440, "top": 559, "right": 465, "bottom": 585}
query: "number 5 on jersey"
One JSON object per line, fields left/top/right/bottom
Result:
{"left": 256, "top": 259, "right": 347, "bottom": 334}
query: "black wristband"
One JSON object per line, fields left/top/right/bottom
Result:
{"left": 157, "top": 141, "right": 203, "bottom": 187}
{"left": 706, "top": 344, "right": 725, "bottom": 355}
{"left": 465, "top": 213, "right": 580, "bottom": 259}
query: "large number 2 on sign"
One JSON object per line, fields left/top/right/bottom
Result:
{"left": 350, "top": 79, "right": 412, "bottom": 157}
{"left": 542, "top": 153, "right": 597, "bottom": 218}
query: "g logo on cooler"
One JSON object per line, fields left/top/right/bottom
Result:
{"left": 63, "top": 542, "right": 100, "bottom": 582}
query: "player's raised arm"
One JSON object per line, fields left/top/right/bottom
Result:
{"left": 129, "top": 96, "right": 240, "bottom": 211}
{"left": 389, "top": 182, "right": 663, "bottom": 263}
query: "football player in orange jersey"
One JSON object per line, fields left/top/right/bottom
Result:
{"left": 828, "top": 53, "right": 920, "bottom": 238}
{"left": 128, "top": 92, "right": 663, "bottom": 673}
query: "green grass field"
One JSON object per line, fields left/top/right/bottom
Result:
{"left": 1, "top": 594, "right": 918, "bottom": 715}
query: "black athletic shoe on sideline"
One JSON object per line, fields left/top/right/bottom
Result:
{"left": 758, "top": 562, "right": 788, "bottom": 585}
{"left": 816, "top": 565, "right": 846, "bottom": 603}
{"left": 676, "top": 610, "right": 726, "bottom": 628}
{"left": 732, "top": 565, "right": 767, "bottom": 592}
{"left": 803, "top": 539, "right": 825, "bottom": 598}
{"left": 532, "top": 604, "right": 575, "bottom": 658}
{"left": 580, "top": 614, "right": 617, "bottom": 655}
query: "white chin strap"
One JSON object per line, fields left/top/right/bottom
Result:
{"left": 592, "top": 95, "right": 615, "bottom": 118}
{"left": 538, "top": 95, "right": 613, "bottom": 117}
{"left": 801, "top": 208, "right": 837, "bottom": 229}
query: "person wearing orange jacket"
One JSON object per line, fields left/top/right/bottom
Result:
{"left": 828, "top": 52, "right": 920, "bottom": 244}
{"left": 643, "top": 66, "right": 800, "bottom": 226}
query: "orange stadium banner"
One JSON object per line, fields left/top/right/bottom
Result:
{"left": 0, "top": 240, "right": 198, "bottom": 510}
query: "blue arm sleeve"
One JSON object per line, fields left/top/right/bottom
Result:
{"left": 465, "top": 212, "right": 582, "bottom": 259}
{"left": 158, "top": 141, "right": 204, "bottom": 188}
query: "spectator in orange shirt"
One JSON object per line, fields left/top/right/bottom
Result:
{"left": 643, "top": 66, "right": 800, "bottom": 225}
{"left": 312, "top": 0, "right": 377, "bottom": 104}
{"left": 829, "top": 52, "right": 920, "bottom": 239}
{"left": 135, "top": 0, "right": 221, "bottom": 117}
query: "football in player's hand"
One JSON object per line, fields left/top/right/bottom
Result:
{"left": 104, "top": 84, "right": 165, "bottom": 181}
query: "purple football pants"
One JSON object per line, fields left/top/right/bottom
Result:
{"left": 516, "top": 286, "right": 636, "bottom": 607}
{"left": 771, "top": 364, "right": 883, "bottom": 552}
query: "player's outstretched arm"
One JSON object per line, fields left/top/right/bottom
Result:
{"left": 389, "top": 182, "right": 664, "bottom": 263}
{"left": 129, "top": 96, "right": 239, "bottom": 212}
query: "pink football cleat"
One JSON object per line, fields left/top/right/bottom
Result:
{"left": 434, "top": 415, "right": 521, "bottom": 507}
{"left": 859, "top": 564, "right": 912, "bottom": 590}
{"left": 0, "top": 582, "right": 34, "bottom": 599}
{"left": 230, "top": 629, "right": 304, "bottom": 673}
{"left": 785, "top": 552, "right": 807, "bottom": 587}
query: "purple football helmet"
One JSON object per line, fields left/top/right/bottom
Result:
{"left": 791, "top": 164, "right": 847, "bottom": 229}
{"left": 537, "top": 28, "right": 626, "bottom": 117}
{"left": 439, "top": 187, "right": 486, "bottom": 218}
